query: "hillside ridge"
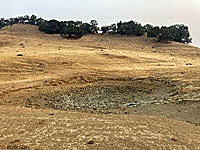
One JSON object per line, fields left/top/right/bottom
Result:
{"left": 0, "top": 24, "right": 200, "bottom": 150}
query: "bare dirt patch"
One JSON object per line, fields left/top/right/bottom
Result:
{"left": 24, "top": 77, "right": 178, "bottom": 111}
{"left": 23, "top": 77, "right": 200, "bottom": 125}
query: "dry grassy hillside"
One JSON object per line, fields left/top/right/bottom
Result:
{"left": 0, "top": 24, "right": 200, "bottom": 149}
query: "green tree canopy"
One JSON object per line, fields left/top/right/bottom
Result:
{"left": 158, "top": 26, "right": 173, "bottom": 42}
{"left": 116, "top": 21, "right": 145, "bottom": 36}
{"left": 168, "top": 24, "right": 192, "bottom": 44}
{"left": 0, "top": 15, "right": 193, "bottom": 42}
{"left": 90, "top": 20, "right": 99, "bottom": 33}
{"left": 101, "top": 26, "right": 109, "bottom": 33}
{"left": 60, "top": 21, "right": 83, "bottom": 38}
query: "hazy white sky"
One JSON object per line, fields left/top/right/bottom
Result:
{"left": 0, "top": 0, "right": 199, "bottom": 47}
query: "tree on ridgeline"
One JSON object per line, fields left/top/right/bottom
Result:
{"left": 168, "top": 24, "right": 192, "bottom": 44}
{"left": 143, "top": 24, "right": 153, "bottom": 35}
{"left": 101, "top": 24, "right": 117, "bottom": 34}
{"left": 17, "top": 16, "right": 27, "bottom": 23}
{"left": 36, "top": 17, "right": 45, "bottom": 26}
{"left": 145, "top": 24, "right": 192, "bottom": 43}
{"left": 146, "top": 26, "right": 160, "bottom": 39}
{"left": 158, "top": 26, "right": 173, "bottom": 42}
{"left": 101, "top": 26, "right": 109, "bottom": 33}
{"left": 23, "top": 15, "right": 30, "bottom": 23}
{"left": 39, "top": 19, "right": 63, "bottom": 34}
{"left": 8, "top": 18, "right": 15, "bottom": 26}
{"left": 60, "top": 21, "right": 83, "bottom": 38}
{"left": 90, "top": 20, "right": 99, "bottom": 33}
{"left": 0, "top": 18, "right": 5, "bottom": 28}
{"left": 29, "top": 15, "right": 37, "bottom": 25}
{"left": 79, "top": 23, "right": 92, "bottom": 34}
{"left": 116, "top": 21, "right": 145, "bottom": 36}
{"left": 143, "top": 24, "right": 153, "bottom": 33}
{"left": 109, "top": 24, "right": 117, "bottom": 34}
{"left": 0, "top": 15, "right": 193, "bottom": 43}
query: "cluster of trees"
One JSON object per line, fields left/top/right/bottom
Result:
{"left": 102, "top": 21, "right": 192, "bottom": 44}
{"left": 0, "top": 15, "right": 192, "bottom": 43}
{"left": 143, "top": 24, "right": 192, "bottom": 44}
{"left": 101, "top": 21, "right": 144, "bottom": 36}
{"left": 0, "top": 15, "right": 99, "bottom": 39}
{"left": 39, "top": 20, "right": 99, "bottom": 38}
{"left": 0, "top": 15, "right": 41, "bottom": 27}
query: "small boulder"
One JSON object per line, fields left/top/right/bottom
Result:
{"left": 171, "top": 138, "right": 178, "bottom": 142}
{"left": 87, "top": 140, "right": 94, "bottom": 144}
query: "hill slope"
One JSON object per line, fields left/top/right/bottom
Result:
{"left": 0, "top": 24, "right": 200, "bottom": 149}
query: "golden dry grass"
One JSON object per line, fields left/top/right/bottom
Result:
{"left": 0, "top": 24, "right": 200, "bottom": 149}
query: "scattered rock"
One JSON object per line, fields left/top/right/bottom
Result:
{"left": 17, "top": 54, "right": 23, "bottom": 56}
{"left": 87, "top": 141, "right": 94, "bottom": 144}
{"left": 52, "top": 83, "right": 58, "bottom": 86}
{"left": 163, "top": 101, "right": 169, "bottom": 104}
{"left": 170, "top": 92, "right": 179, "bottom": 97}
{"left": 10, "top": 139, "right": 21, "bottom": 144}
{"left": 25, "top": 78, "right": 179, "bottom": 114}
{"left": 171, "top": 138, "right": 178, "bottom": 142}
{"left": 49, "top": 113, "right": 54, "bottom": 116}
{"left": 124, "top": 101, "right": 140, "bottom": 107}
{"left": 124, "top": 111, "right": 129, "bottom": 114}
